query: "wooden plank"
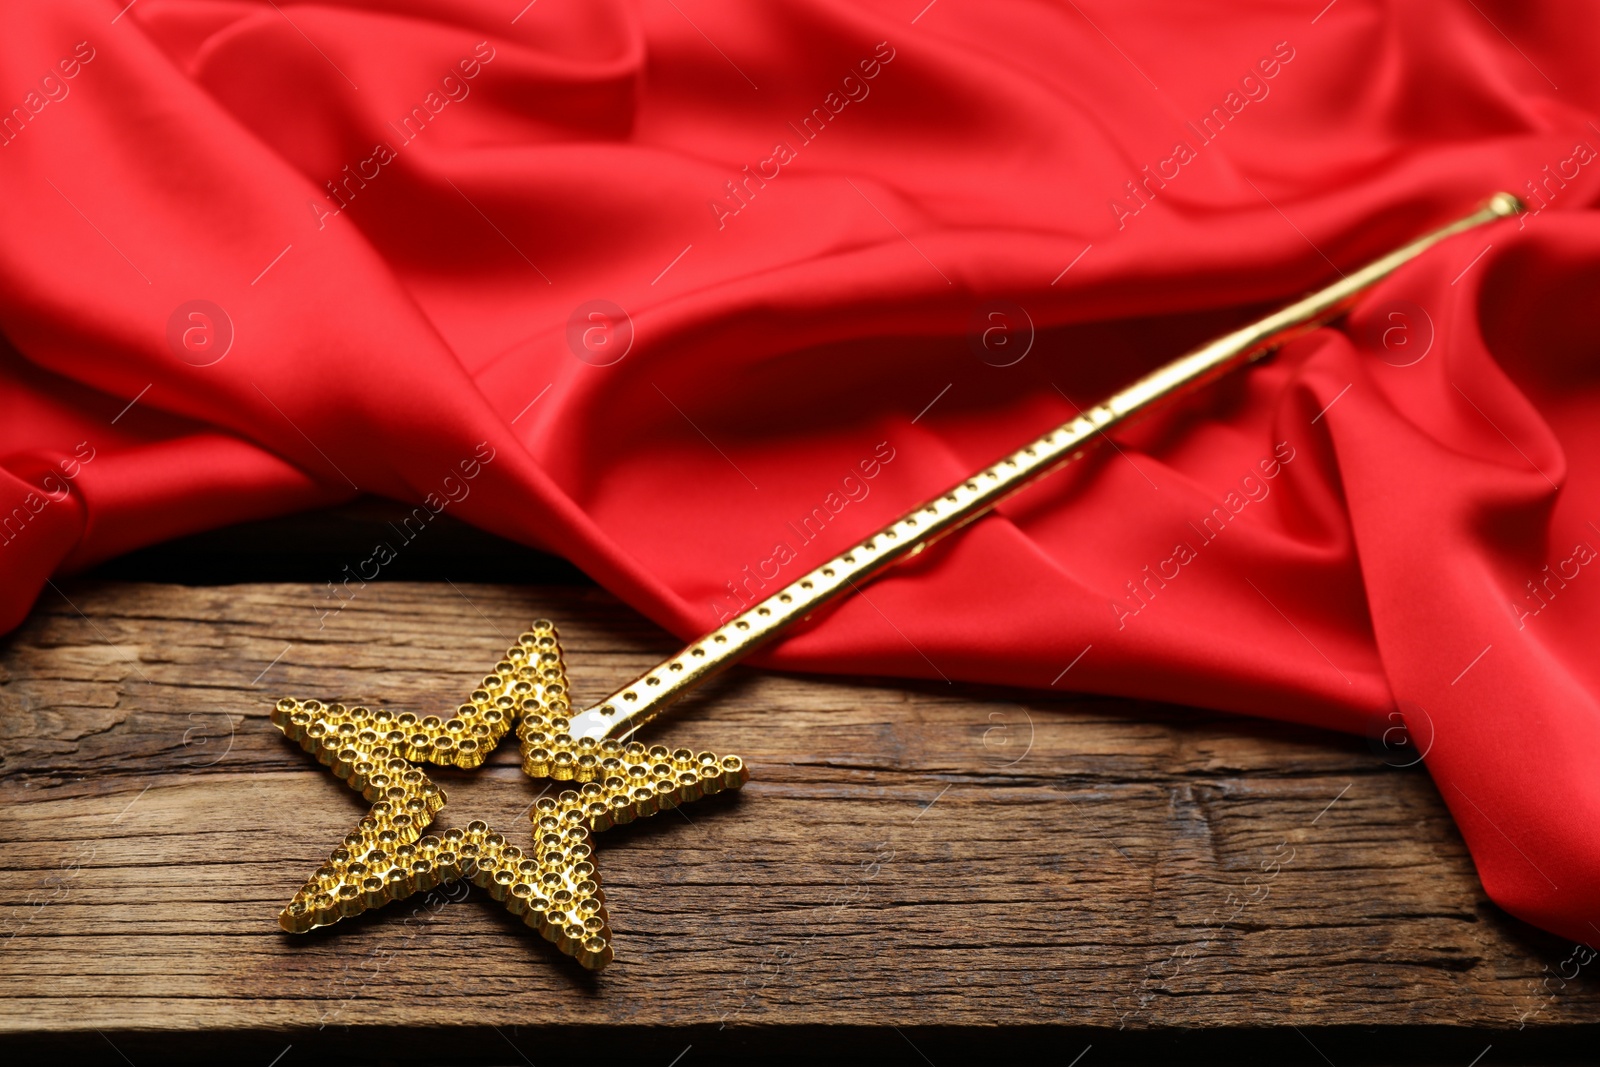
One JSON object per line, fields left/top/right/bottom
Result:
{"left": 0, "top": 581, "right": 1595, "bottom": 1047}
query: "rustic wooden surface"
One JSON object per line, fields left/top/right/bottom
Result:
{"left": 2, "top": 580, "right": 1597, "bottom": 1062}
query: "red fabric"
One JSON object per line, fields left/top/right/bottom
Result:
{"left": 3, "top": 0, "right": 1599, "bottom": 943}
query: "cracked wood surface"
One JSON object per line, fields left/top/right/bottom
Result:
{"left": 0, "top": 580, "right": 1595, "bottom": 1038}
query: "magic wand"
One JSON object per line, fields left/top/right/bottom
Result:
{"left": 272, "top": 192, "right": 1523, "bottom": 969}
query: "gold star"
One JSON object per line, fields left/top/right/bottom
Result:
{"left": 271, "top": 619, "right": 747, "bottom": 970}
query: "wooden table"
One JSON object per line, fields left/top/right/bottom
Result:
{"left": 3, "top": 574, "right": 1598, "bottom": 1063}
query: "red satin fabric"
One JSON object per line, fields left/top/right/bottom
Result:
{"left": 3, "top": 1, "right": 1599, "bottom": 944}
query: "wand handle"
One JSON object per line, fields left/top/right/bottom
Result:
{"left": 567, "top": 192, "right": 1524, "bottom": 742}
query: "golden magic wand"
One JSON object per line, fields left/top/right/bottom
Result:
{"left": 272, "top": 192, "right": 1524, "bottom": 969}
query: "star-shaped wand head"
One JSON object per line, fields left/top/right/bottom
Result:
{"left": 271, "top": 621, "right": 746, "bottom": 970}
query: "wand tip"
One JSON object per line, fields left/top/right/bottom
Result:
{"left": 1486, "top": 191, "right": 1526, "bottom": 217}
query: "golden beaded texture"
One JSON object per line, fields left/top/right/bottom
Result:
{"left": 272, "top": 621, "right": 746, "bottom": 970}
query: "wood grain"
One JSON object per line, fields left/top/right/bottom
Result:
{"left": 0, "top": 581, "right": 1596, "bottom": 1056}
